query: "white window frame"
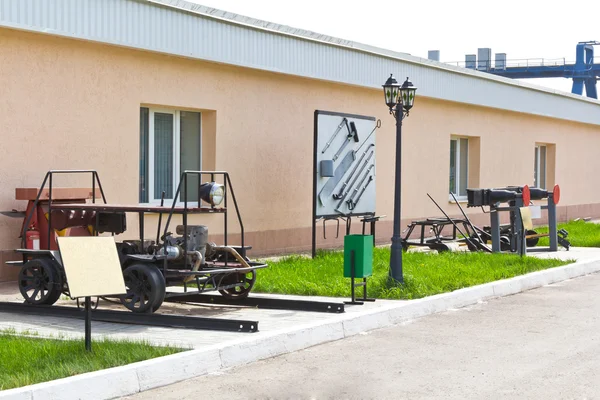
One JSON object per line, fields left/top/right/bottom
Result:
{"left": 534, "top": 144, "right": 547, "bottom": 189}
{"left": 450, "top": 136, "right": 469, "bottom": 201}
{"left": 144, "top": 108, "right": 202, "bottom": 205}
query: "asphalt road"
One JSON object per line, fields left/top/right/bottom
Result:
{"left": 123, "top": 273, "right": 600, "bottom": 400}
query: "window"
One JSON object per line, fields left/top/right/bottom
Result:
{"left": 449, "top": 137, "right": 469, "bottom": 198}
{"left": 140, "top": 107, "right": 201, "bottom": 203}
{"left": 534, "top": 144, "right": 547, "bottom": 189}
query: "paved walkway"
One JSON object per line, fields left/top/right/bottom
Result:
{"left": 122, "top": 270, "right": 600, "bottom": 400}
{"left": 0, "top": 284, "right": 396, "bottom": 349}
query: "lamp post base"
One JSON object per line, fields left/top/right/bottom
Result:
{"left": 388, "top": 236, "right": 404, "bottom": 284}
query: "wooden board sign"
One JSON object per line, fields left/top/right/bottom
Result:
{"left": 520, "top": 207, "right": 533, "bottom": 231}
{"left": 57, "top": 237, "right": 126, "bottom": 298}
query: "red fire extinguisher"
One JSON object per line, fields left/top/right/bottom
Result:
{"left": 26, "top": 227, "right": 40, "bottom": 250}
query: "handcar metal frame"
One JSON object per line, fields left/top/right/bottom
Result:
{"left": 11, "top": 170, "right": 268, "bottom": 314}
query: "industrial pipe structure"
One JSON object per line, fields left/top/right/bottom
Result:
{"left": 467, "top": 186, "right": 530, "bottom": 255}
{"left": 467, "top": 184, "right": 566, "bottom": 255}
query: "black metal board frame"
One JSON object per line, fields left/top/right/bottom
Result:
{"left": 312, "top": 110, "right": 377, "bottom": 258}
{"left": 164, "top": 293, "right": 345, "bottom": 313}
{"left": 0, "top": 302, "right": 258, "bottom": 333}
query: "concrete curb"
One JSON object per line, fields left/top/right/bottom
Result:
{"left": 2, "top": 258, "right": 600, "bottom": 400}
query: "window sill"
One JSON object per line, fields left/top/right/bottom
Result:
{"left": 448, "top": 197, "right": 468, "bottom": 204}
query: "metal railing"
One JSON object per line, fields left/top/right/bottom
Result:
{"left": 444, "top": 57, "right": 600, "bottom": 71}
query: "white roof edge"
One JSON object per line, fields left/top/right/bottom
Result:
{"left": 148, "top": 0, "right": 600, "bottom": 107}
{"left": 1, "top": 0, "right": 598, "bottom": 126}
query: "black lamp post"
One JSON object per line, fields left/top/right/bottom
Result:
{"left": 382, "top": 74, "right": 417, "bottom": 283}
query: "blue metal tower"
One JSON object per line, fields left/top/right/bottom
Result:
{"left": 464, "top": 42, "right": 600, "bottom": 99}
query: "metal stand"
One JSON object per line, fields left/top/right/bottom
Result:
{"left": 490, "top": 209, "right": 501, "bottom": 252}
{"left": 85, "top": 296, "right": 92, "bottom": 352}
{"left": 489, "top": 198, "right": 527, "bottom": 255}
{"left": 548, "top": 192, "right": 558, "bottom": 251}
{"left": 513, "top": 197, "right": 526, "bottom": 256}
{"left": 361, "top": 215, "right": 384, "bottom": 247}
{"left": 344, "top": 250, "right": 375, "bottom": 305}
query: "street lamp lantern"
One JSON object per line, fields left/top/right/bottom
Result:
{"left": 382, "top": 74, "right": 401, "bottom": 110}
{"left": 383, "top": 74, "right": 417, "bottom": 284}
{"left": 399, "top": 77, "right": 417, "bottom": 112}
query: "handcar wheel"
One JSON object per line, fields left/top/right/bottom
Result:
{"left": 467, "top": 236, "right": 479, "bottom": 252}
{"left": 500, "top": 235, "right": 512, "bottom": 251}
{"left": 218, "top": 270, "right": 256, "bottom": 300}
{"left": 18, "top": 258, "right": 63, "bottom": 306}
{"left": 526, "top": 230, "right": 539, "bottom": 247}
{"left": 120, "top": 263, "right": 165, "bottom": 313}
{"left": 429, "top": 242, "right": 450, "bottom": 252}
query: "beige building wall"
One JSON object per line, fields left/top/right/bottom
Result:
{"left": 1, "top": 27, "right": 600, "bottom": 274}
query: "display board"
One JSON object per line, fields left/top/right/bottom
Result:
{"left": 57, "top": 236, "right": 126, "bottom": 298}
{"left": 313, "top": 110, "right": 378, "bottom": 218}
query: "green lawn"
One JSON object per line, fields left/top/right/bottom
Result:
{"left": 254, "top": 248, "right": 571, "bottom": 300}
{"left": 0, "top": 331, "right": 185, "bottom": 391}
{"left": 536, "top": 219, "right": 600, "bottom": 247}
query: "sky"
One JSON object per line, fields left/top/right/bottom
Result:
{"left": 186, "top": 0, "right": 599, "bottom": 96}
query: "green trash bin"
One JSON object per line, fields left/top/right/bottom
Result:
{"left": 344, "top": 234, "right": 373, "bottom": 278}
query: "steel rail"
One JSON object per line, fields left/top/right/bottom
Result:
{"left": 0, "top": 302, "right": 259, "bottom": 333}
{"left": 165, "top": 294, "right": 345, "bottom": 313}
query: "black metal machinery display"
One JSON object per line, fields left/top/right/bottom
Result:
{"left": 10, "top": 170, "right": 268, "bottom": 315}
{"left": 521, "top": 185, "right": 570, "bottom": 250}
{"left": 401, "top": 185, "right": 569, "bottom": 255}
{"left": 466, "top": 184, "right": 569, "bottom": 255}
{"left": 399, "top": 192, "right": 493, "bottom": 253}
{"left": 5, "top": 170, "right": 346, "bottom": 332}
{"left": 466, "top": 185, "right": 531, "bottom": 255}
{"left": 401, "top": 217, "right": 484, "bottom": 252}
{"left": 312, "top": 110, "right": 383, "bottom": 257}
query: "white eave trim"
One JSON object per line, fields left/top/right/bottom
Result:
{"left": 0, "top": 0, "right": 598, "bottom": 126}
{"left": 147, "top": 0, "right": 600, "bottom": 107}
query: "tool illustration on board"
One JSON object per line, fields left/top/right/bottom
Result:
{"left": 354, "top": 119, "right": 380, "bottom": 154}
{"left": 317, "top": 150, "right": 356, "bottom": 205}
{"left": 332, "top": 121, "right": 359, "bottom": 161}
{"left": 333, "top": 144, "right": 375, "bottom": 200}
{"left": 339, "top": 164, "right": 374, "bottom": 212}
{"left": 321, "top": 117, "right": 349, "bottom": 154}
{"left": 347, "top": 175, "right": 373, "bottom": 211}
